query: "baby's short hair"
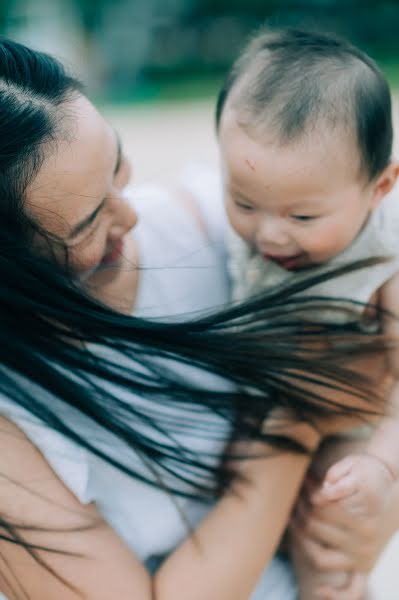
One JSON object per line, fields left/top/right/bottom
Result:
{"left": 216, "top": 28, "right": 393, "bottom": 181}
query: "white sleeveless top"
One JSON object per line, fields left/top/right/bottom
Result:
{"left": 0, "top": 185, "right": 296, "bottom": 599}
{"left": 229, "top": 186, "right": 399, "bottom": 320}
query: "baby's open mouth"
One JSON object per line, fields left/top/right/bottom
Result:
{"left": 262, "top": 252, "right": 306, "bottom": 270}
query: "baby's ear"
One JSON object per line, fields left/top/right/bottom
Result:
{"left": 370, "top": 161, "right": 399, "bottom": 209}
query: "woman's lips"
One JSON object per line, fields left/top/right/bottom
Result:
{"left": 101, "top": 238, "right": 125, "bottom": 265}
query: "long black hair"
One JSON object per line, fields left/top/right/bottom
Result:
{"left": 0, "top": 36, "right": 391, "bottom": 591}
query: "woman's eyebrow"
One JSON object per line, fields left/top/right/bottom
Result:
{"left": 69, "top": 131, "right": 122, "bottom": 239}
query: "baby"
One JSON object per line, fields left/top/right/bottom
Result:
{"left": 215, "top": 28, "right": 399, "bottom": 596}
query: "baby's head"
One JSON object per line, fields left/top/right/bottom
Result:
{"left": 217, "top": 28, "right": 398, "bottom": 270}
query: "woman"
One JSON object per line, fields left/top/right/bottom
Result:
{"left": 0, "top": 38, "right": 390, "bottom": 600}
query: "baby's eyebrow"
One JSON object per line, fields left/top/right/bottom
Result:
{"left": 229, "top": 187, "right": 254, "bottom": 203}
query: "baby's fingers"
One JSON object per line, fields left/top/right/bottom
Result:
{"left": 312, "top": 456, "right": 360, "bottom": 505}
{"left": 291, "top": 527, "right": 354, "bottom": 571}
{"left": 313, "top": 473, "right": 358, "bottom": 505}
{"left": 292, "top": 499, "right": 347, "bottom": 549}
{"left": 316, "top": 572, "right": 367, "bottom": 600}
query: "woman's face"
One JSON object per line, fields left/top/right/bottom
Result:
{"left": 26, "top": 94, "right": 139, "bottom": 299}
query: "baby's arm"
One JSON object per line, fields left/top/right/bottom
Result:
{"left": 319, "top": 272, "right": 399, "bottom": 509}
{"left": 290, "top": 442, "right": 386, "bottom": 599}
{"left": 290, "top": 471, "right": 399, "bottom": 600}
{"left": 366, "top": 272, "right": 399, "bottom": 477}
{"left": 292, "top": 275, "right": 399, "bottom": 599}
{"left": 291, "top": 274, "right": 399, "bottom": 599}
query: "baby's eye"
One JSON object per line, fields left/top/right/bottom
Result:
{"left": 234, "top": 200, "right": 255, "bottom": 211}
{"left": 291, "top": 215, "right": 316, "bottom": 222}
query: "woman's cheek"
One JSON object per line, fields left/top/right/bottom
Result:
{"left": 68, "top": 241, "right": 105, "bottom": 278}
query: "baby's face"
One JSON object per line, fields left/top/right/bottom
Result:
{"left": 219, "top": 109, "right": 381, "bottom": 270}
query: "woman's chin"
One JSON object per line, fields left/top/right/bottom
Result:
{"left": 81, "top": 236, "right": 139, "bottom": 311}
{"left": 77, "top": 264, "right": 101, "bottom": 282}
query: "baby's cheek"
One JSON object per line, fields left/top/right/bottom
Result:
{"left": 225, "top": 206, "right": 253, "bottom": 242}
{"left": 232, "top": 221, "right": 253, "bottom": 243}
{"left": 302, "top": 224, "right": 350, "bottom": 259}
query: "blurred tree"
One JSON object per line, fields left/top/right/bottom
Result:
{"left": 1, "top": 0, "right": 398, "bottom": 99}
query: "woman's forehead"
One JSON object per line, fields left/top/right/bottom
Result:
{"left": 26, "top": 96, "right": 115, "bottom": 232}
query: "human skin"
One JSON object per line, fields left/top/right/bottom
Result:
{"left": 0, "top": 92, "right": 334, "bottom": 600}
{"left": 0, "top": 92, "right": 389, "bottom": 599}
{"left": 217, "top": 103, "right": 399, "bottom": 598}
{"left": 28, "top": 94, "right": 139, "bottom": 313}
{"left": 218, "top": 106, "right": 398, "bottom": 271}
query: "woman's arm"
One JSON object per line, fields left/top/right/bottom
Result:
{"left": 0, "top": 416, "right": 318, "bottom": 600}
{"left": 0, "top": 416, "right": 151, "bottom": 600}
{"left": 156, "top": 422, "right": 320, "bottom": 600}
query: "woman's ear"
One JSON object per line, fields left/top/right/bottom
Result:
{"left": 370, "top": 161, "right": 399, "bottom": 209}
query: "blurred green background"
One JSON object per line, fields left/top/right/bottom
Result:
{"left": 1, "top": 0, "right": 398, "bottom": 104}
{"left": 1, "top": 0, "right": 398, "bottom": 192}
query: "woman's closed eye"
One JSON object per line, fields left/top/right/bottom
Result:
{"left": 68, "top": 221, "right": 100, "bottom": 248}
{"left": 67, "top": 198, "right": 108, "bottom": 246}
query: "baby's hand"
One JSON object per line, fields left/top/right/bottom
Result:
{"left": 312, "top": 453, "right": 396, "bottom": 516}
{"left": 290, "top": 457, "right": 399, "bottom": 597}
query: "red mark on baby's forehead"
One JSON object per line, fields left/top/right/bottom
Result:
{"left": 245, "top": 158, "right": 255, "bottom": 172}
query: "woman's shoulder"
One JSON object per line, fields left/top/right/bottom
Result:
{"left": 0, "top": 414, "right": 96, "bottom": 559}
{"left": 131, "top": 173, "right": 230, "bottom": 318}
{"left": 177, "top": 162, "right": 227, "bottom": 246}
{"left": 0, "top": 414, "right": 89, "bottom": 511}
{"left": 130, "top": 181, "right": 210, "bottom": 259}
{"left": 0, "top": 417, "right": 151, "bottom": 600}
{"left": 0, "top": 389, "right": 91, "bottom": 505}
{"left": 131, "top": 166, "right": 227, "bottom": 247}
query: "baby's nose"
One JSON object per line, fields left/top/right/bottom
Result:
{"left": 257, "top": 217, "right": 289, "bottom": 246}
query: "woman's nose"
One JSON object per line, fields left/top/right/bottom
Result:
{"left": 109, "top": 191, "right": 138, "bottom": 240}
